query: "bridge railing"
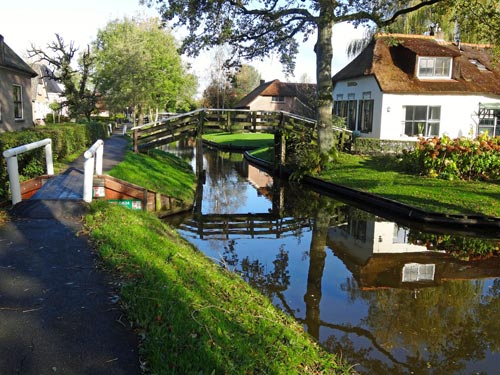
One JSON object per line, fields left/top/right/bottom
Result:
{"left": 83, "top": 139, "right": 104, "bottom": 203}
{"left": 3, "top": 138, "right": 54, "bottom": 206}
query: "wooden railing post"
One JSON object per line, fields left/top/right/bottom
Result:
{"left": 133, "top": 128, "right": 139, "bottom": 154}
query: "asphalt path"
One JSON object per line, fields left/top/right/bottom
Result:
{"left": 0, "top": 134, "right": 141, "bottom": 374}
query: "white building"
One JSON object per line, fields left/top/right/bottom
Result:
{"left": 332, "top": 34, "right": 500, "bottom": 140}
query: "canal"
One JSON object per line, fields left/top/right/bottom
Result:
{"left": 164, "top": 143, "right": 500, "bottom": 374}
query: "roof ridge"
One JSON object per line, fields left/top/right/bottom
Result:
{"left": 375, "top": 33, "right": 494, "bottom": 49}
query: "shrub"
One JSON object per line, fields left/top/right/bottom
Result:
{"left": 401, "top": 134, "right": 500, "bottom": 181}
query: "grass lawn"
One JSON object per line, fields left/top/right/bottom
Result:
{"left": 319, "top": 153, "right": 500, "bottom": 217}
{"left": 203, "top": 132, "right": 274, "bottom": 149}
{"left": 86, "top": 202, "right": 352, "bottom": 374}
{"left": 107, "top": 149, "right": 196, "bottom": 203}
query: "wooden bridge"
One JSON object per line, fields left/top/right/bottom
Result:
{"left": 130, "top": 109, "right": 352, "bottom": 170}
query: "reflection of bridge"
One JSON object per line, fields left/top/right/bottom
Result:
{"left": 179, "top": 213, "right": 312, "bottom": 239}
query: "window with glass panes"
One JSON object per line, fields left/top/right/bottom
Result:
{"left": 13, "top": 85, "right": 23, "bottom": 119}
{"left": 357, "top": 92, "right": 374, "bottom": 133}
{"left": 417, "top": 57, "right": 452, "bottom": 79}
{"left": 404, "top": 105, "right": 440, "bottom": 136}
{"left": 478, "top": 109, "right": 499, "bottom": 136}
{"left": 333, "top": 94, "right": 357, "bottom": 130}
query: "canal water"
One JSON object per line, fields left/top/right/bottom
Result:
{"left": 164, "top": 144, "right": 500, "bottom": 375}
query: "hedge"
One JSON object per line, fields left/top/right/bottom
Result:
{"left": 352, "top": 137, "right": 417, "bottom": 155}
{"left": 0, "top": 122, "right": 108, "bottom": 200}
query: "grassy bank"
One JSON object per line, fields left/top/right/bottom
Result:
{"left": 107, "top": 149, "right": 196, "bottom": 202}
{"left": 85, "top": 202, "right": 352, "bottom": 374}
{"left": 318, "top": 153, "right": 500, "bottom": 217}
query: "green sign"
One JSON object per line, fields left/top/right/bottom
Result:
{"left": 108, "top": 199, "right": 142, "bottom": 210}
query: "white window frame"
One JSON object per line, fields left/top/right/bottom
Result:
{"left": 13, "top": 84, "right": 23, "bottom": 120}
{"left": 417, "top": 56, "right": 452, "bottom": 79}
{"left": 403, "top": 105, "right": 441, "bottom": 137}
{"left": 478, "top": 110, "right": 499, "bottom": 137}
{"left": 271, "top": 95, "right": 285, "bottom": 103}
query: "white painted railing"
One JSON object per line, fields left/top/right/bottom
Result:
{"left": 83, "top": 139, "right": 104, "bottom": 203}
{"left": 3, "top": 138, "right": 54, "bottom": 206}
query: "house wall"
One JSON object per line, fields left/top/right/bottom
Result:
{"left": 248, "top": 95, "right": 312, "bottom": 117}
{"left": 380, "top": 93, "right": 500, "bottom": 139}
{"left": 332, "top": 76, "right": 383, "bottom": 137}
{"left": 0, "top": 68, "right": 34, "bottom": 132}
{"left": 334, "top": 76, "right": 500, "bottom": 139}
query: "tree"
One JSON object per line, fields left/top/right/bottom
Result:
{"left": 384, "top": 0, "right": 500, "bottom": 46}
{"left": 93, "top": 17, "right": 197, "bottom": 125}
{"left": 230, "top": 64, "right": 262, "bottom": 103}
{"left": 202, "top": 46, "right": 235, "bottom": 108}
{"left": 28, "top": 34, "right": 98, "bottom": 120}
{"left": 203, "top": 62, "right": 261, "bottom": 108}
{"left": 142, "top": 0, "right": 443, "bottom": 159}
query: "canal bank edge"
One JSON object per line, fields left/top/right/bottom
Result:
{"left": 243, "top": 152, "right": 500, "bottom": 237}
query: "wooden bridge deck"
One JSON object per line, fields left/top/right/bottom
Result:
{"left": 31, "top": 168, "right": 84, "bottom": 200}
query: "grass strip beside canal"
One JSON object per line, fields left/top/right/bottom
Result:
{"left": 85, "top": 202, "right": 352, "bottom": 374}
{"left": 318, "top": 153, "right": 500, "bottom": 217}
{"left": 107, "top": 149, "right": 196, "bottom": 203}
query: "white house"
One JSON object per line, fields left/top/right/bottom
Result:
{"left": 31, "top": 63, "right": 67, "bottom": 124}
{"left": 332, "top": 34, "right": 500, "bottom": 140}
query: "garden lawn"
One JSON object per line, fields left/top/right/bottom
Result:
{"left": 319, "top": 153, "right": 500, "bottom": 217}
{"left": 85, "top": 202, "right": 352, "bottom": 374}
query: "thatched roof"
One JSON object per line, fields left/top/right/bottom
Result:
{"left": 332, "top": 34, "right": 500, "bottom": 95}
{"left": 235, "top": 79, "right": 317, "bottom": 108}
{"left": 0, "top": 35, "right": 37, "bottom": 77}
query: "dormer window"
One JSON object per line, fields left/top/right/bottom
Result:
{"left": 417, "top": 56, "right": 452, "bottom": 79}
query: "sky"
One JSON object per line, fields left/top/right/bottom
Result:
{"left": 1, "top": 0, "right": 365, "bottom": 94}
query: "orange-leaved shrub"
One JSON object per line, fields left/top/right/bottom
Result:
{"left": 401, "top": 133, "right": 500, "bottom": 181}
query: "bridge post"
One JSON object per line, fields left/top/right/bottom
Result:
{"left": 274, "top": 112, "right": 286, "bottom": 176}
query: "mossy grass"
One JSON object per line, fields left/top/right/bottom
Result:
{"left": 203, "top": 132, "right": 274, "bottom": 149}
{"left": 85, "top": 202, "right": 353, "bottom": 374}
{"left": 107, "top": 149, "right": 196, "bottom": 202}
{"left": 319, "top": 153, "right": 500, "bottom": 217}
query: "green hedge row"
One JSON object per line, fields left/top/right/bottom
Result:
{"left": 0, "top": 122, "right": 108, "bottom": 200}
{"left": 352, "top": 138, "right": 417, "bottom": 155}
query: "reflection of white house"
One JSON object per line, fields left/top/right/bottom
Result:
{"left": 328, "top": 219, "right": 432, "bottom": 265}
{"left": 332, "top": 34, "right": 500, "bottom": 140}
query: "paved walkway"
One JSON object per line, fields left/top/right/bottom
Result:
{"left": 0, "top": 134, "right": 141, "bottom": 374}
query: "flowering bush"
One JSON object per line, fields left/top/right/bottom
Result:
{"left": 401, "top": 133, "right": 500, "bottom": 181}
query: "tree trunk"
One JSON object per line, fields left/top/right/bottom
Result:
{"left": 315, "top": 4, "right": 335, "bottom": 155}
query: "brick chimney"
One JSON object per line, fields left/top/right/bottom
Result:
{"left": 0, "top": 35, "right": 5, "bottom": 64}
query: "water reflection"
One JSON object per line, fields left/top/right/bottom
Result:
{"left": 164, "top": 144, "right": 500, "bottom": 374}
